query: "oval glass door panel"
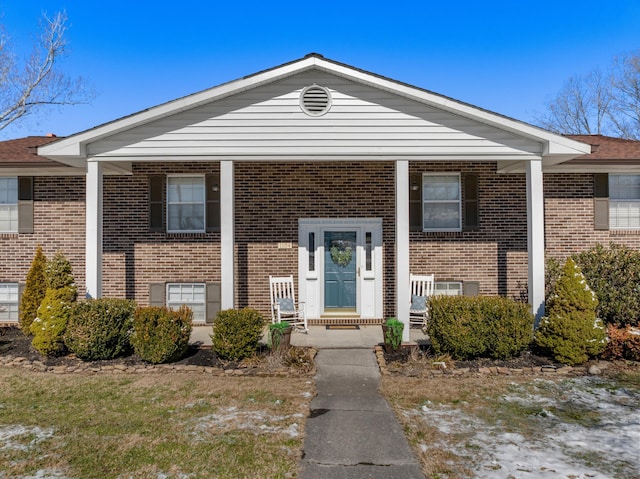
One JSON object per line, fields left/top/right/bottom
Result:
{"left": 324, "top": 231, "right": 357, "bottom": 310}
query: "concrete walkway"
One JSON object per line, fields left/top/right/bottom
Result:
{"left": 298, "top": 349, "right": 425, "bottom": 478}
{"left": 189, "top": 324, "right": 429, "bottom": 349}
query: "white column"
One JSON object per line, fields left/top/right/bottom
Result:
{"left": 85, "top": 161, "right": 103, "bottom": 298}
{"left": 526, "top": 158, "right": 545, "bottom": 324}
{"left": 395, "top": 160, "right": 411, "bottom": 342}
{"left": 220, "top": 160, "right": 235, "bottom": 310}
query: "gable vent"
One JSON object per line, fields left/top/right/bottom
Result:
{"left": 300, "top": 84, "right": 332, "bottom": 116}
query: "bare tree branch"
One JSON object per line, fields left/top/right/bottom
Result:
{"left": 0, "top": 11, "right": 91, "bottom": 132}
{"left": 535, "top": 69, "right": 614, "bottom": 135}
{"left": 609, "top": 52, "right": 640, "bottom": 140}
{"left": 535, "top": 52, "right": 640, "bottom": 139}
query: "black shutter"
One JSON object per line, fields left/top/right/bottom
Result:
{"left": 17, "top": 177, "right": 34, "bottom": 234}
{"left": 409, "top": 173, "right": 422, "bottom": 231}
{"left": 206, "top": 283, "right": 221, "bottom": 324}
{"left": 462, "top": 173, "right": 479, "bottom": 231}
{"left": 206, "top": 174, "right": 220, "bottom": 232}
{"left": 149, "top": 283, "right": 165, "bottom": 307}
{"left": 594, "top": 173, "right": 609, "bottom": 230}
{"left": 149, "top": 175, "right": 164, "bottom": 232}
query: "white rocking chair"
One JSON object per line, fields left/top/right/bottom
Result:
{"left": 269, "top": 275, "right": 308, "bottom": 332}
{"left": 409, "top": 274, "right": 435, "bottom": 329}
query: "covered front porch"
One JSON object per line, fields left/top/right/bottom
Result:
{"left": 37, "top": 54, "right": 592, "bottom": 342}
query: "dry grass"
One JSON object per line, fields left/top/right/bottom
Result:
{"left": 381, "top": 375, "right": 519, "bottom": 478}
{"left": 0, "top": 368, "right": 315, "bottom": 478}
{"left": 381, "top": 369, "right": 640, "bottom": 479}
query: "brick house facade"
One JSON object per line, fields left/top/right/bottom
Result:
{"left": 2, "top": 55, "right": 639, "bottom": 339}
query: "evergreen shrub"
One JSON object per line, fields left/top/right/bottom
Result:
{"left": 30, "top": 252, "right": 77, "bottom": 356}
{"left": 573, "top": 243, "right": 640, "bottom": 327}
{"left": 535, "top": 258, "right": 606, "bottom": 365}
{"left": 19, "top": 245, "right": 47, "bottom": 333}
{"left": 211, "top": 308, "right": 265, "bottom": 361}
{"left": 65, "top": 298, "right": 136, "bottom": 360}
{"left": 427, "top": 295, "right": 534, "bottom": 360}
{"left": 131, "top": 305, "right": 193, "bottom": 364}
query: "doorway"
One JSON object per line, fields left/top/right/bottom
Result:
{"left": 298, "top": 218, "right": 383, "bottom": 319}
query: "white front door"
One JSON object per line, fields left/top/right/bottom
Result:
{"left": 298, "top": 218, "right": 383, "bottom": 319}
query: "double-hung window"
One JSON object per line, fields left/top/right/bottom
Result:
{"left": 0, "top": 283, "right": 19, "bottom": 322}
{"left": 167, "top": 176, "right": 206, "bottom": 233}
{"left": 166, "top": 283, "right": 206, "bottom": 323}
{"left": 609, "top": 174, "right": 640, "bottom": 229}
{"left": 423, "top": 174, "right": 461, "bottom": 231}
{"left": 0, "top": 177, "right": 18, "bottom": 233}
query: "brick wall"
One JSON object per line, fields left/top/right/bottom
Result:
{"left": 234, "top": 161, "right": 397, "bottom": 318}
{"left": 544, "top": 173, "right": 640, "bottom": 258}
{"left": 0, "top": 176, "right": 85, "bottom": 290}
{"left": 410, "top": 162, "right": 529, "bottom": 299}
{"left": 102, "top": 163, "right": 222, "bottom": 303}
{"left": 5, "top": 166, "right": 638, "bottom": 322}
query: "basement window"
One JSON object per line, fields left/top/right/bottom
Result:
{"left": 0, "top": 283, "right": 19, "bottom": 322}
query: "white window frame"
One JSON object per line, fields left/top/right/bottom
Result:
{"left": 166, "top": 283, "right": 206, "bottom": 324}
{"left": 609, "top": 174, "right": 640, "bottom": 230}
{"left": 166, "top": 175, "right": 206, "bottom": 233}
{"left": 422, "top": 173, "right": 462, "bottom": 232}
{"left": 0, "top": 177, "right": 18, "bottom": 233}
{"left": 434, "top": 281, "right": 462, "bottom": 296}
{"left": 0, "top": 283, "right": 19, "bottom": 322}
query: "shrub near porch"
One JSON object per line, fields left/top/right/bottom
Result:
{"left": 427, "top": 296, "right": 534, "bottom": 360}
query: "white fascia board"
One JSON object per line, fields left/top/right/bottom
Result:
{"left": 38, "top": 57, "right": 318, "bottom": 161}
{"left": 0, "top": 167, "right": 86, "bottom": 176}
{"left": 543, "top": 164, "right": 640, "bottom": 173}
{"left": 94, "top": 153, "right": 542, "bottom": 162}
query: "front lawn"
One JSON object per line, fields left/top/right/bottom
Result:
{"left": 0, "top": 369, "right": 314, "bottom": 478}
{"left": 381, "top": 369, "right": 640, "bottom": 479}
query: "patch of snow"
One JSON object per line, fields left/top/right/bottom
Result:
{"left": 1, "top": 470, "right": 71, "bottom": 479}
{"left": 405, "top": 377, "right": 640, "bottom": 479}
{"left": 190, "top": 408, "right": 303, "bottom": 438}
{"left": 0, "top": 425, "right": 55, "bottom": 452}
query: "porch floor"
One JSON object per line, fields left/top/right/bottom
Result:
{"left": 189, "top": 325, "right": 429, "bottom": 349}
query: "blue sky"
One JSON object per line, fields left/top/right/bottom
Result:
{"left": 1, "top": 0, "right": 639, "bottom": 140}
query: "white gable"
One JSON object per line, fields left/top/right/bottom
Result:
{"left": 39, "top": 55, "right": 590, "bottom": 167}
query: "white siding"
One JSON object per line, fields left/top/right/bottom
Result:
{"left": 87, "top": 71, "right": 542, "bottom": 159}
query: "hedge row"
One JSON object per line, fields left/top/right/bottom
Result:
{"left": 58, "top": 300, "right": 192, "bottom": 364}
{"left": 427, "top": 295, "right": 534, "bottom": 360}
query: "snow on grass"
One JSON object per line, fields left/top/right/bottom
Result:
{"left": 404, "top": 377, "right": 640, "bottom": 479}
{"left": 0, "top": 425, "right": 55, "bottom": 452}
{"left": 2, "top": 471, "right": 72, "bottom": 479}
{"left": 190, "top": 406, "right": 305, "bottom": 439}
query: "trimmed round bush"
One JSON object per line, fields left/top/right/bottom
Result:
{"left": 64, "top": 298, "right": 136, "bottom": 361}
{"left": 211, "top": 308, "right": 265, "bottom": 361}
{"left": 535, "top": 258, "right": 606, "bottom": 366}
{"left": 427, "top": 295, "right": 534, "bottom": 360}
{"left": 131, "top": 306, "right": 193, "bottom": 364}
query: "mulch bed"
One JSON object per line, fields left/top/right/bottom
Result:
{"left": 0, "top": 326, "right": 313, "bottom": 373}
{"left": 380, "top": 343, "right": 640, "bottom": 377}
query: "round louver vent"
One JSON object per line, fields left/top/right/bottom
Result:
{"left": 300, "top": 84, "right": 332, "bottom": 116}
